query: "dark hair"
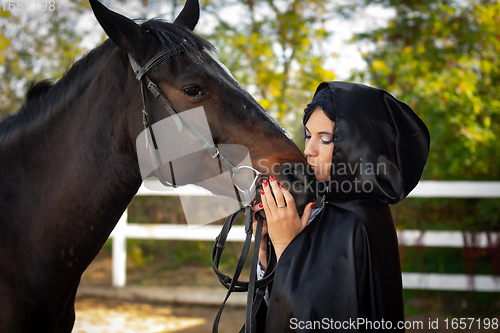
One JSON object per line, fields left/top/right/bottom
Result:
{"left": 302, "top": 86, "right": 336, "bottom": 126}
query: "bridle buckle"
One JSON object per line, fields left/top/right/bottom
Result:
{"left": 210, "top": 147, "right": 220, "bottom": 159}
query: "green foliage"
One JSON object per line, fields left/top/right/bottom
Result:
{"left": 392, "top": 198, "right": 500, "bottom": 231}
{"left": 403, "top": 289, "right": 500, "bottom": 317}
{"left": 400, "top": 247, "right": 493, "bottom": 275}
{"left": 353, "top": 0, "right": 500, "bottom": 181}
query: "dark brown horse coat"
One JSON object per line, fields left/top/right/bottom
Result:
{"left": 0, "top": 1, "right": 315, "bottom": 332}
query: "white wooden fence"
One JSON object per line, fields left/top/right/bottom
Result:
{"left": 110, "top": 180, "right": 500, "bottom": 291}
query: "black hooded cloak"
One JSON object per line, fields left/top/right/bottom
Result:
{"left": 264, "top": 82, "right": 430, "bottom": 332}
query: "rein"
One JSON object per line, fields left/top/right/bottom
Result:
{"left": 128, "top": 48, "right": 274, "bottom": 332}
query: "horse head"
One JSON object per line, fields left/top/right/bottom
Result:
{"left": 89, "top": 0, "right": 315, "bottom": 212}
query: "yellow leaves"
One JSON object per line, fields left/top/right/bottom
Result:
{"left": 373, "top": 60, "right": 386, "bottom": 71}
{"left": 484, "top": 116, "right": 491, "bottom": 129}
{"left": 460, "top": 121, "right": 495, "bottom": 146}
{"left": 237, "top": 35, "right": 247, "bottom": 45}
{"left": 315, "top": 29, "right": 327, "bottom": 38}
{"left": 271, "top": 88, "right": 280, "bottom": 98}
{"left": 0, "top": 33, "right": 9, "bottom": 64}
{"left": 372, "top": 60, "right": 391, "bottom": 76}
{"left": 260, "top": 99, "right": 272, "bottom": 110}
{"left": 0, "top": 33, "right": 9, "bottom": 50}
{"left": 356, "top": 0, "right": 500, "bottom": 179}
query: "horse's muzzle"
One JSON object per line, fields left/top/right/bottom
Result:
{"left": 257, "top": 163, "right": 316, "bottom": 216}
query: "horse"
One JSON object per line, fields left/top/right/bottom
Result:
{"left": 0, "top": 0, "right": 314, "bottom": 332}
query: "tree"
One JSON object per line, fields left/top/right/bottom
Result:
{"left": 353, "top": 0, "right": 500, "bottom": 181}
{"left": 351, "top": 0, "right": 500, "bottom": 237}
{"left": 203, "top": 0, "right": 335, "bottom": 141}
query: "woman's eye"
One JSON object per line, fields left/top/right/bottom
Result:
{"left": 182, "top": 86, "right": 202, "bottom": 97}
{"left": 321, "top": 136, "right": 334, "bottom": 144}
{"left": 305, "top": 135, "right": 311, "bottom": 140}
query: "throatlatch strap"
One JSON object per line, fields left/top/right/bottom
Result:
{"left": 212, "top": 208, "right": 252, "bottom": 333}
{"left": 211, "top": 208, "right": 274, "bottom": 333}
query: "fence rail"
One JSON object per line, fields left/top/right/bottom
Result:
{"left": 110, "top": 180, "right": 500, "bottom": 291}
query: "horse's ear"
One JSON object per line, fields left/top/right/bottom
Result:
{"left": 173, "top": 0, "right": 200, "bottom": 31}
{"left": 89, "top": 0, "right": 148, "bottom": 56}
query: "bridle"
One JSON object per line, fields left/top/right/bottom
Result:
{"left": 128, "top": 50, "right": 260, "bottom": 202}
{"left": 128, "top": 47, "right": 275, "bottom": 333}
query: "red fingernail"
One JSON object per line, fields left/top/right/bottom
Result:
{"left": 262, "top": 179, "right": 268, "bottom": 187}
{"left": 253, "top": 197, "right": 256, "bottom": 203}
{"left": 310, "top": 202, "right": 315, "bottom": 208}
{"left": 259, "top": 203, "right": 263, "bottom": 208}
{"left": 269, "top": 175, "right": 275, "bottom": 182}
{"left": 261, "top": 189, "right": 265, "bottom": 195}
{"left": 279, "top": 184, "right": 284, "bottom": 189}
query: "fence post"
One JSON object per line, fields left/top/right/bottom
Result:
{"left": 111, "top": 209, "right": 127, "bottom": 287}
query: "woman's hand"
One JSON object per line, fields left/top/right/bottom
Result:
{"left": 260, "top": 175, "right": 315, "bottom": 262}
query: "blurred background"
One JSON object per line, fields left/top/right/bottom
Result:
{"left": 1, "top": 0, "right": 499, "bottom": 332}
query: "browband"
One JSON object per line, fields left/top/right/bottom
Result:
{"left": 128, "top": 47, "right": 184, "bottom": 80}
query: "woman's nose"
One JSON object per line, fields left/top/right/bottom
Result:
{"left": 304, "top": 140, "right": 316, "bottom": 157}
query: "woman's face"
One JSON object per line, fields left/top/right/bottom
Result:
{"left": 304, "top": 107, "right": 334, "bottom": 182}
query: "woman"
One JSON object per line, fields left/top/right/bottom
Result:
{"left": 254, "top": 81, "right": 430, "bottom": 332}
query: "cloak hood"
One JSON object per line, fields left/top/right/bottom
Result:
{"left": 306, "top": 81, "right": 430, "bottom": 204}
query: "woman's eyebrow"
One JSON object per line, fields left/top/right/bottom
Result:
{"left": 305, "top": 126, "right": 334, "bottom": 136}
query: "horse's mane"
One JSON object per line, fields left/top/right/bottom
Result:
{"left": 0, "top": 18, "right": 216, "bottom": 142}
{"left": 0, "top": 40, "right": 115, "bottom": 140}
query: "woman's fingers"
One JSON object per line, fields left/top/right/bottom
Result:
{"left": 260, "top": 187, "right": 273, "bottom": 219}
{"left": 260, "top": 178, "right": 310, "bottom": 261}
{"left": 280, "top": 186, "right": 295, "bottom": 211}
{"left": 269, "top": 175, "right": 286, "bottom": 209}
{"left": 252, "top": 201, "right": 266, "bottom": 239}
{"left": 300, "top": 201, "right": 316, "bottom": 227}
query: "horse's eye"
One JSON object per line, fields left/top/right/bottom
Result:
{"left": 182, "top": 86, "right": 202, "bottom": 98}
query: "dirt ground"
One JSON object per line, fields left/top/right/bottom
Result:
{"left": 74, "top": 297, "right": 245, "bottom": 333}
{"left": 77, "top": 251, "right": 247, "bottom": 332}
{"left": 76, "top": 252, "right": 499, "bottom": 333}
